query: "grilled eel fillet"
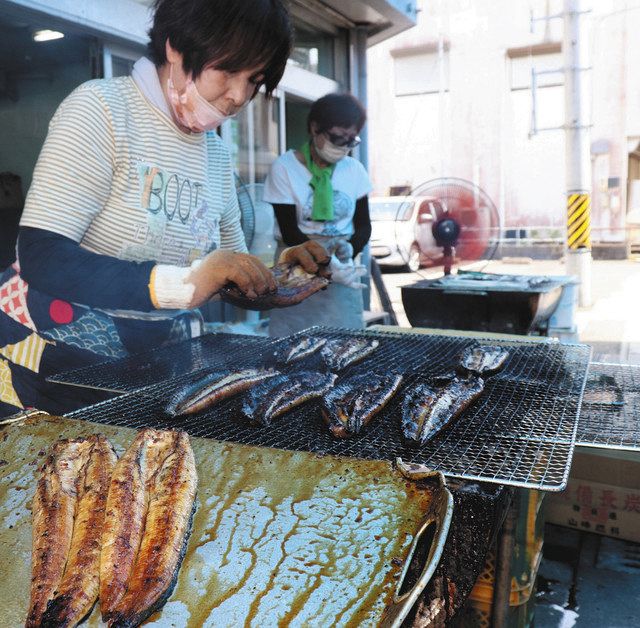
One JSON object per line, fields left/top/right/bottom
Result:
{"left": 100, "top": 429, "right": 197, "bottom": 627}
{"left": 401, "top": 376, "right": 485, "bottom": 444}
{"left": 459, "top": 345, "right": 509, "bottom": 377}
{"left": 220, "top": 263, "right": 330, "bottom": 310}
{"left": 321, "top": 373, "right": 403, "bottom": 438}
{"left": 164, "top": 368, "right": 278, "bottom": 417}
{"left": 27, "top": 435, "right": 117, "bottom": 628}
{"left": 272, "top": 335, "right": 327, "bottom": 365}
{"left": 241, "top": 371, "right": 337, "bottom": 425}
{"left": 320, "top": 337, "right": 380, "bottom": 371}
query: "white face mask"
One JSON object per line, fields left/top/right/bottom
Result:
{"left": 314, "top": 136, "right": 351, "bottom": 164}
{"left": 167, "top": 65, "right": 231, "bottom": 132}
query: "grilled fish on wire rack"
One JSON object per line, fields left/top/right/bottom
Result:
{"left": 164, "top": 368, "right": 278, "bottom": 417}
{"left": 401, "top": 376, "right": 485, "bottom": 445}
{"left": 458, "top": 345, "right": 509, "bottom": 377}
{"left": 241, "top": 371, "right": 337, "bottom": 425}
{"left": 401, "top": 346, "right": 508, "bottom": 445}
{"left": 321, "top": 372, "right": 404, "bottom": 438}
{"left": 320, "top": 337, "right": 380, "bottom": 371}
{"left": 271, "top": 335, "right": 328, "bottom": 365}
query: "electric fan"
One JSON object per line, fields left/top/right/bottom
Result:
{"left": 405, "top": 177, "right": 501, "bottom": 275}
{"left": 234, "top": 175, "right": 277, "bottom": 264}
{"left": 235, "top": 173, "right": 257, "bottom": 250}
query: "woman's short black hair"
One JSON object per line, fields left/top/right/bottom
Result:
{"left": 307, "top": 93, "right": 367, "bottom": 133}
{"left": 148, "top": 0, "right": 292, "bottom": 97}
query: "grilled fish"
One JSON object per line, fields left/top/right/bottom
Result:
{"left": 273, "top": 335, "right": 327, "bottom": 365}
{"left": 27, "top": 435, "right": 117, "bottom": 628}
{"left": 401, "top": 376, "right": 485, "bottom": 444}
{"left": 459, "top": 345, "right": 509, "bottom": 377}
{"left": 322, "top": 373, "right": 403, "bottom": 438}
{"left": 165, "top": 368, "right": 278, "bottom": 417}
{"left": 100, "top": 429, "right": 197, "bottom": 627}
{"left": 320, "top": 337, "right": 380, "bottom": 371}
{"left": 242, "top": 371, "right": 337, "bottom": 425}
{"left": 220, "top": 263, "right": 330, "bottom": 310}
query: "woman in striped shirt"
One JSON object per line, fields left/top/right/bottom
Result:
{"left": 0, "top": 0, "right": 327, "bottom": 417}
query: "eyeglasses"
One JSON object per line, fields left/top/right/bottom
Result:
{"left": 323, "top": 131, "right": 361, "bottom": 148}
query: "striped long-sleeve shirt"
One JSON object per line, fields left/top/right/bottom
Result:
{"left": 21, "top": 76, "right": 247, "bottom": 267}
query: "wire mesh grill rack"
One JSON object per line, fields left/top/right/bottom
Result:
{"left": 48, "top": 333, "right": 280, "bottom": 393}
{"left": 577, "top": 362, "right": 640, "bottom": 450}
{"left": 65, "top": 327, "right": 591, "bottom": 491}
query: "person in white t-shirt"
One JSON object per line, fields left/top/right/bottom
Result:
{"left": 263, "top": 93, "right": 373, "bottom": 336}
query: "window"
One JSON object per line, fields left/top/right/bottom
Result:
{"left": 393, "top": 44, "right": 449, "bottom": 96}
{"left": 290, "top": 24, "right": 335, "bottom": 79}
{"left": 508, "top": 43, "right": 563, "bottom": 91}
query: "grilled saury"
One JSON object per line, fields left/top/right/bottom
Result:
{"left": 320, "top": 337, "right": 380, "bottom": 371}
{"left": 401, "top": 376, "right": 485, "bottom": 444}
{"left": 165, "top": 368, "right": 278, "bottom": 417}
{"left": 220, "top": 263, "right": 329, "bottom": 310}
{"left": 242, "top": 371, "right": 336, "bottom": 425}
{"left": 322, "top": 372, "right": 403, "bottom": 438}
{"left": 459, "top": 345, "right": 509, "bottom": 377}
{"left": 272, "top": 335, "right": 327, "bottom": 365}
{"left": 27, "top": 435, "right": 117, "bottom": 628}
{"left": 100, "top": 428, "right": 197, "bottom": 627}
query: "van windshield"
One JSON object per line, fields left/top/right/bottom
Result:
{"left": 369, "top": 200, "right": 414, "bottom": 221}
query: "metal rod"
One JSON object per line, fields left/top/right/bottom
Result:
{"left": 370, "top": 258, "right": 398, "bottom": 325}
{"left": 564, "top": 0, "right": 592, "bottom": 307}
{"left": 491, "top": 488, "right": 518, "bottom": 628}
{"left": 353, "top": 25, "right": 369, "bottom": 171}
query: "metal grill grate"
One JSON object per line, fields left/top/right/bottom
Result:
{"left": 48, "top": 333, "right": 279, "bottom": 393}
{"left": 65, "top": 327, "right": 591, "bottom": 491}
{"left": 577, "top": 362, "right": 640, "bottom": 450}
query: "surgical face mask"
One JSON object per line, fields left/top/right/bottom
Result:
{"left": 313, "top": 136, "right": 351, "bottom": 164}
{"left": 167, "top": 65, "right": 231, "bottom": 132}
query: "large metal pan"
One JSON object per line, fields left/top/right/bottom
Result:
{"left": 0, "top": 412, "right": 452, "bottom": 627}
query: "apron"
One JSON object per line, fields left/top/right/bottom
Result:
{"left": 268, "top": 237, "right": 364, "bottom": 337}
{"left": 0, "top": 264, "right": 201, "bottom": 417}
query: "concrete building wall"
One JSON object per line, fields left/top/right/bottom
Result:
{"left": 367, "top": 0, "right": 640, "bottom": 243}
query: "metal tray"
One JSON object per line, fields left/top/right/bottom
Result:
{"left": 577, "top": 361, "right": 640, "bottom": 450}
{"left": 0, "top": 413, "right": 452, "bottom": 628}
{"left": 62, "top": 327, "right": 591, "bottom": 491}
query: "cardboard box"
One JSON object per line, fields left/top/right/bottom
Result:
{"left": 545, "top": 447, "right": 640, "bottom": 543}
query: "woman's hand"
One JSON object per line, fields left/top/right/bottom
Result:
{"left": 278, "top": 241, "right": 330, "bottom": 275}
{"left": 187, "top": 250, "right": 276, "bottom": 308}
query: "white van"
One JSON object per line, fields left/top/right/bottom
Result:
{"left": 369, "top": 196, "right": 444, "bottom": 271}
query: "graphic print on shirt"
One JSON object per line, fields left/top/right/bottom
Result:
{"left": 120, "top": 162, "right": 220, "bottom": 264}
{"left": 302, "top": 189, "right": 354, "bottom": 236}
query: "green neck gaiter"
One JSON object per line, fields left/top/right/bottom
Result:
{"left": 301, "top": 140, "right": 336, "bottom": 221}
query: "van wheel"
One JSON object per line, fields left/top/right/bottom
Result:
{"left": 407, "top": 245, "right": 421, "bottom": 272}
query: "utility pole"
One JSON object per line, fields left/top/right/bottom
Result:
{"left": 564, "top": 0, "right": 592, "bottom": 307}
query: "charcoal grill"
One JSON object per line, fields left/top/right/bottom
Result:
{"left": 401, "top": 271, "right": 575, "bottom": 334}
{"left": 63, "top": 327, "right": 591, "bottom": 491}
{"left": 577, "top": 361, "right": 640, "bottom": 450}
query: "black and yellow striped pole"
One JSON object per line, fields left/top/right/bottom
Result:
{"left": 567, "top": 192, "right": 591, "bottom": 250}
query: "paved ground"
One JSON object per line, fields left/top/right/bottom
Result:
{"left": 374, "top": 258, "right": 640, "bottom": 627}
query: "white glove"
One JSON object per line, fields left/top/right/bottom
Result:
{"left": 329, "top": 254, "right": 366, "bottom": 289}
{"left": 332, "top": 240, "right": 354, "bottom": 263}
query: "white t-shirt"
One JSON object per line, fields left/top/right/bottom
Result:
{"left": 263, "top": 149, "right": 372, "bottom": 239}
